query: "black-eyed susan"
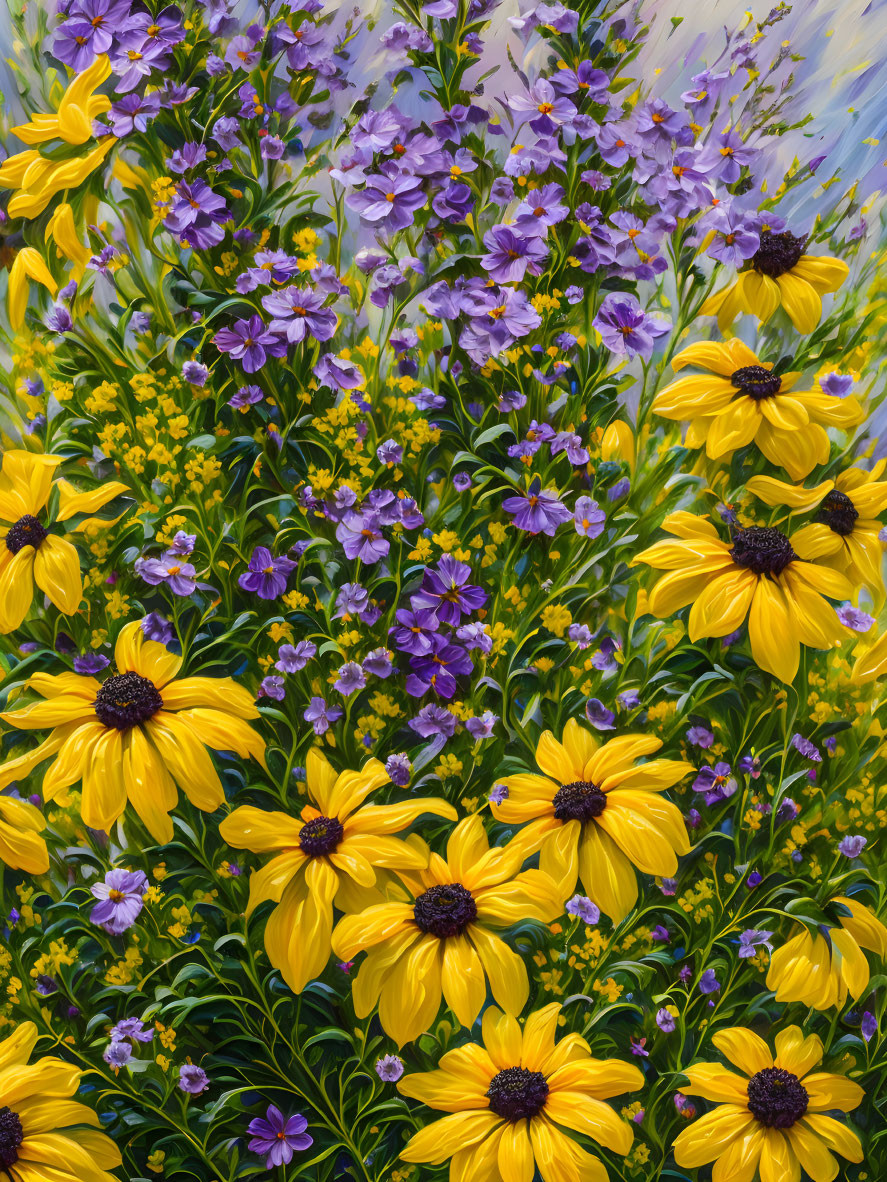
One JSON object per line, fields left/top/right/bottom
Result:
{"left": 701, "top": 228, "right": 849, "bottom": 334}
{"left": 0, "top": 620, "right": 265, "bottom": 843}
{"left": 634, "top": 510, "right": 854, "bottom": 683}
{"left": 851, "top": 626, "right": 887, "bottom": 683}
{"left": 331, "top": 815, "right": 563, "bottom": 1046}
{"left": 0, "top": 449, "right": 129, "bottom": 633}
{"left": 489, "top": 718, "right": 692, "bottom": 922}
{"left": 651, "top": 340, "right": 864, "bottom": 481}
{"left": 219, "top": 748, "right": 456, "bottom": 995}
{"left": 673, "top": 1025, "right": 864, "bottom": 1181}
{"left": 398, "top": 1003, "right": 643, "bottom": 1182}
{"left": 0, "top": 795, "right": 48, "bottom": 874}
{"left": 747, "top": 466, "right": 887, "bottom": 602}
{"left": 0, "top": 1020, "right": 122, "bottom": 1182}
{"left": 766, "top": 897, "right": 887, "bottom": 1010}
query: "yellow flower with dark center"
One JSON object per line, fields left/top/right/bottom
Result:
{"left": 0, "top": 450, "right": 129, "bottom": 633}
{"left": 332, "top": 815, "right": 563, "bottom": 1046}
{"left": 633, "top": 510, "right": 854, "bottom": 683}
{"left": 673, "top": 1025, "right": 864, "bottom": 1181}
{"left": 489, "top": 718, "right": 692, "bottom": 922}
{"left": 0, "top": 620, "right": 265, "bottom": 843}
{"left": 766, "top": 898, "right": 887, "bottom": 1010}
{"left": 747, "top": 466, "right": 887, "bottom": 603}
{"left": 0, "top": 1020, "right": 122, "bottom": 1181}
{"left": 398, "top": 1003, "right": 643, "bottom": 1182}
{"left": 0, "top": 55, "right": 116, "bottom": 222}
{"left": 651, "top": 340, "right": 864, "bottom": 481}
{"left": 700, "top": 228, "right": 849, "bottom": 334}
{"left": 219, "top": 749, "right": 456, "bottom": 995}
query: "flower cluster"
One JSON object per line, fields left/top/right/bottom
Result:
{"left": 0, "top": 0, "right": 885, "bottom": 1179}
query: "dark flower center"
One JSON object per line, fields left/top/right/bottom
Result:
{"left": 814, "top": 489, "right": 858, "bottom": 537}
{"left": 0, "top": 1107, "right": 23, "bottom": 1169}
{"left": 730, "top": 526, "right": 796, "bottom": 577}
{"left": 746, "top": 1067, "right": 809, "bottom": 1128}
{"left": 5, "top": 515, "right": 48, "bottom": 555}
{"left": 486, "top": 1067, "right": 549, "bottom": 1121}
{"left": 94, "top": 671, "right": 163, "bottom": 730}
{"left": 730, "top": 365, "right": 781, "bottom": 400}
{"left": 413, "top": 883, "right": 477, "bottom": 938}
{"left": 298, "top": 815, "right": 344, "bottom": 857}
{"left": 751, "top": 230, "right": 807, "bottom": 278}
{"left": 553, "top": 780, "right": 607, "bottom": 821}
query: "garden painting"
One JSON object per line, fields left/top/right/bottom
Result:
{"left": 0, "top": 0, "right": 886, "bottom": 1178}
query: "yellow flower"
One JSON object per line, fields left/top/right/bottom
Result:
{"left": 490, "top": 719, "right": 692, "bottom": 922}
{"left": 7, "top": 250, "right": 57, "bottom": 331}
{"left": 851, "top": 626, "right": 887, "bottom": 683}
{"left": 398, "top": 1003, "right": 643, "bottom": 1181}
{"left": 766, "top": 898, "right": 887, "bottom": 1010}
{"left": 46, "top": 203, "right": 92, "bottom": 279}
{"left": 651, "top": 339, "right": 863, "bottom": 481}
{"left": 0, "top": 450, "right": 130, "bottom": 632}
{"left": 0, "top": 620, "right": 265, "bottom": 842}
{"left": 0, "top": 1020, "right": 122, "bottom": 1181}
{"left": 747, "top": 465, "right": 887, "bottom": 603}
{"left": 0, "top": 55, "right": 116, "bottom": 220}
{"left": 0, "top": 795, "right": 48, "bottom": 875}
{"left": 634, "top": 510, "right": 853, "bottom": 683}
{"left": 219, "top": 748, "right": 457, "bottom": 995}
{"left": 332, "top": 815, "right": 563, "bottom": 1046}
{"left": 673, "top": 1025, "right": 864, "bottom": 1180}
{"left": 700, "top": 229, "right": 849, "bottom": 334}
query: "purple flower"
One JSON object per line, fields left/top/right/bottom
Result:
{"left": 820, "top": 373, "right": 854, "bottom": 398}
{"left": 74, "top": 653, "right": 110, "bottom": 675}
{"left": 509, "top": 79, "right": 576, "bottom": 134}
{"left": 861, "top": 1012, "right": 878, "bottom": 1042}
{"left": 214, "top": 315, "right": 285, "bottom": 372}
{"left": 334, "top": 662, "right": 366, "bottom": 696}
{"left": 489, "top": 783, "right": 509, "bottom": 804}
{"left": 336, "top": 511, "right": 390, "bottom": 564}
{"left": 141, "top": 612, "right": 174, "bottom": 644}
{"left": 238, "top": 547, "right": 296, "bottom": 599}
{"left": 229, "top": 385, "right": 264, "bottom": 410}
{"left": 178, "top": 1065, "right": 209, "bottom": 1095}
{"left": 385, "top": 754, "right": 411, "bottom": 786}
{"left": 303, "top": 697, "right": 343, "bottom": 736}
{"left": 791, "top": 733, "right": 821, "bottom": 762}
{"left": 703, "top": 204, "right": 760, "bottom": 265}
{"left": 276, "top": 641, "right": 317, "bottom": 673}
{"left": 465, "top": 711, "right": 498, "bottom": 740}
{"left": 347, "top": 171, "right": 427, "bottom": 233}
{"left": 90, "top": 869, "right": 149, "bottom": 935}
{"left": 314, "top": 353, "right": 364, "bottom": 390}
{"left": 585, "top": 699, "right": 616, "bottom": 731}
{"left": 593, "top": 293, "right": 670, "bottom": 359}
{"left": 258, "top": 676, "right": 285, "bottom": 701}
{"left": 618, "top": 689, "right": 640, "bottom": 709}
{"left": 391, "top": 608, "right": 440, "bottom": 656}
{"left": 838, "top": 605, "right": 875, "bottom": 632}
{"left": 165, "top": 181, "right": 231, "bottom": 250}
{"left": 480, "top": 226, "right": 549, "bottom": 283}
{"left": 409, "top": 704, "right": 457, "bottom": 739}
{"left": 261, "top": 288, "right": 337, "bottom": 344}
{"left": 406, "top": 636, "right": 473, "bottom": 699}
{"left": 503, "top": 479, "right": 572, "bottom": 536}
{"left": 656, "top": 1009, "right": 676, "bottom": 1032}
{"left": 135, "top": 552, "right": 197, "bottom": 596}
{"left": 108, "top": 91, "right": 161, "bottom": 136}
{"left": 410, "top": 556, "right": 486, "bottom": 625}
{"left": 111, "top": 1018, "right": 154, "bottom": 1044}
{"left": 104, "top": 1041, "right": 132, "bottom": 1069}
{"left": 738, "top": 929, "right": 773, "bottom": 958}
{"left": 182, "top": 360, "right": 209, "bottom": 386}
{"left": 247, "top": 1106, "right": 312, "bottom": 1168}
{"left": 693, "top": 762, "right": 737, "bottom": 806}
{"left": 698, "top": 968, "right": 721, "bottom": 995}
{"left": 629, "top": 1036, "right": 649, "bottom": 1058}
{"left": 687, "top": 726, "right": 714, "bottom": 748}
{"left": 573, "top": 496, "right": 605, "bottom": 539}
{"left": 838, "top": 835, "right": 867, "bottom": 858}
{"left": 377, "top": 439, "right": 403, "bottom": 466}
{"left": 568, "top": 624, "right": 593, "bottom": 648}
{"left": 363, "top": 649, "right": 394, "bottom": 679}
{"left": 375, "top": 1055, "right": 404, "bottom": 1083}
{"left": 565, "top": 895, "right": 600, "bottom": 924}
